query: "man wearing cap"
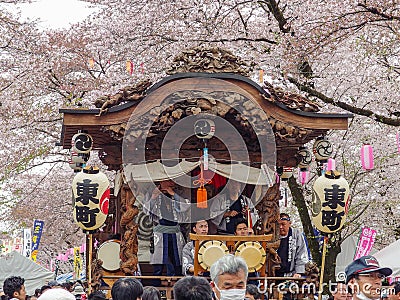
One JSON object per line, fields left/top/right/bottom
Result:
{"left": 345, "top": 255, "right": 392, "bottom": 300}
{"left": 276, "top": 213, "right": 309, "bottom": 278}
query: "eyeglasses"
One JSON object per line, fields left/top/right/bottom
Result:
{"left": 358, "top": 273, "right": 386, "bottom": 279}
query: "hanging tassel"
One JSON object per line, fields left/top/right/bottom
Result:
{"left": 126, "top": 60, "right": 134, "bottom": 75}
{"left": 197, "top": 187, "right": 207, "bottom": 208}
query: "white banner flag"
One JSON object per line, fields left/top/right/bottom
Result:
{"left": 23, "top": 229, "right": 32, "bottom": 258}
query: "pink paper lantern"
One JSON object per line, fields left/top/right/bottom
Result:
{"left": 298, "top": 169, "right": 310, "bottom": 186}
{"left": 327, "top": 158, "right": 336, "bottom": 171}
{"left": 397, "top": 132, "right": 400, "bottom": 154}
{"left": 361, "top": 144, "right": 374, "bottom": 170}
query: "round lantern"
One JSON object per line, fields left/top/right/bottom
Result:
{"left": 360, "top": 144, "right": 374, "bottom": 171}
{"left": 71, "top": 151, "right": 90, "bottom": 164}
{"left": 313, "top": 136, "right": 333, "bottom": 162}
{"left": 311, "top": 170, "right": 350, "bottom": 233}
{"left": 68, "top": 155, "right": 83, "bottom": 172}
{"left": 72, "top": 166, "right": 110, "bottom": 233}
{"left": 297, "top": 147, "right": 312, "bottom": 170}
{"left": 194, "top": 119, "right": 215, "bottom": 139}
{"left": 72, "top": 133, "right": 93, "bottom": 154}
{"left": 277, "top": 166, "right": 293, "bottom": 181}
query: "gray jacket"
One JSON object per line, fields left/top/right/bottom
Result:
{"left": 282, "top": 227, "right": 309, "bottom": 276}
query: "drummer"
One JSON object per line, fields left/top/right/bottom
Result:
{"left": 234, "top": 218, "right": 258, "bottom": 286}
{"left": 210, "top": 180, "right": 258, "bottom": 234}
{"left": 182, "top": 219, "right": 209, "bottom": 276}
{"left": 143, "top": 180, "right": 191, "bottom": 285}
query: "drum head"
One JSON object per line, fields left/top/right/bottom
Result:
{"left": 234, "top": 241, "right": 266, "bottom": 272}
{"left": 97, "top": 240, "right": 121, "bottom": 271}
{"left": 197, "top": 240, "right": 229, "bottom": 271}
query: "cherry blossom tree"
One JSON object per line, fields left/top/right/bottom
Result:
{"left": 0, "top": 0, "right": 399, "bottom": 274}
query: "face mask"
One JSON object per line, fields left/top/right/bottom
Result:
{"left": 215, "top": 285, "right": 246, "bottom": 300}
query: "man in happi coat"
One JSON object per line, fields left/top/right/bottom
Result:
{"left": 210, "top": 180, "right": 258, "bottom": 234}
{"left": 143, "top": 180, "right": 190, "bottom": 285}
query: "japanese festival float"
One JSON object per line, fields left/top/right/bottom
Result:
{"left": 59, "top": 47, "right": 352, "bottom": 298}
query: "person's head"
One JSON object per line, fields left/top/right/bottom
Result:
{"left": 29, "top": 296, "right": 38, "bottom": 300}
{"left": 3, "top": 276, "right": 26, "bottom": 300}
{"left": 34, "top": 289, "right": 41, "bottom": 297}
{"left": 40, "top": 286, "right": 51, "bottom": 295}
{"left": 226, "top": 180, "right": 242, "bottom": 196}
{"left": 234, "top": 218, "right": 249, "bottom": 236}
{"left": 278, "top": 213, "right": 291, "bottom": 236}
{"left": 142, "top": 286, "right": 161, "bottom": 300}
{"left": 48, "top": 280, "right": 62, "bottom": 289}
{"left": 210, "top": 254, "right": 248, "bottom": 300}
{"left": 62, "top": 283, "right": 73, "bottom": 292}
{"left": 345, "top": 255, "right": 392, "bottom": 300}
{"left": 387, "top": 282, "right": 400, "bottom": 300}
{"left": 159, "top": 180, "right": 175, "bottom": 190}
{"left": 332, "top": 282, "right": 351, "bottom": 300}
{"left": 192, "top": 220, "right": 209, "bottom": 235}
{"left": 88, "top": 291, "right": 107, "bottom": 300}
{"left": 36, "top": 288, "right": 75, "bottom": 300}
{"left": 245, "top": 284, "right": 262, "bottom": 300}
{"left": 111, "top": 278, "right": 143, "bottom": 300}
{"left": 174, "top": 277, "right": 212, "bottom": 300}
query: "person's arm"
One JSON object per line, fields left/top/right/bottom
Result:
{"left": 182, "top": 243, "right": 194, "bottom": 276}
{"left": 293, "top": 230, "right": 309, "bottom": 275}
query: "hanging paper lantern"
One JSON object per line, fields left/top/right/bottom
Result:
{"left": 72, "top": 166, "right": 110, "bottom": 233}
{"left": 327, "top": 158, "right": 336, "bottom": 171}
{"left": 297, "top": 147, "right": 312, "bottom": 170}
{"left": 68, "top": 155, "right": 83, "bottom": 172}
{"left": 277, "top": 166, "right": 293, "bottom": 181}
{"left": 88, "top": 58, "right": 95, "bottom": 68}
{"left": 298, "top": 169, "right": 310, "bottom": 186}
{"left": 313, "top": 136, "right": 333, "bottom": 162}
{"left": 126, "top": 60, "right": 134, "bottom": 75}
{"left": 360, "top": 144, "right": 374, "bottom": 171}
{"left": 397, "top": 132, "right": 400, "bottom": 154}
{"left": 72, "top": 133, "right": 93, "bottom": 154}
{"left": 259, "top": 69, "right": 264, "bottom": 84}
{"left": 311, "top": 170, "right": 350, "bottom": 233}
{"left": 197, "top": 187, "right": 207, "bottom": 208}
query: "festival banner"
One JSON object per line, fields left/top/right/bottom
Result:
{"left": 23, "top": 228, "right": 32, "bottom": 258}
{"left": 354, "top": 226, "right": 377, "bottom": 260}
{"left": 73, "top": 247, "right": 82, "bottom": 280}
{"left": 31, "top": 220, "right": 45, "bottom": 262}
{"left": 1, "top": 239, "right": 12, "bottom": 255}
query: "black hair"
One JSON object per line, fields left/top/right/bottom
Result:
{"left": 280, "top": 212, "right": 290, "bottom": 220}
{"left": 111, "top": 278, "right": 143, "bottom": 300}
{"left": 34, "top": 289, "right": 41, "bottom": 297}
{"left": 234, "top": 217, "right": 248, "bottom": 232}
{"left": 88, "top": 290, "right": 107, "bottom": 300}
{"left": 246, "top": 284, "right": 262, "bottom": 300}
{"left": 173, "top": 276, "right": 212, "bottom": 300}
{"left": 390, "top": 282, "right": 400, "bottom": 295}
{"left": 142, "top": 286, "right": 161, "bottom": 300}
{"left": 3, "top": 276, "right": 25, "bottom": 298}
{"left": 40, "top": 285, "right": 51, "bottom": 294}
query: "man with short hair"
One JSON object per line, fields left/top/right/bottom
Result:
{"left": 234, "top": 218, "right": 253, "bottom": 236}
{"left": 331, "top": 282, "right": 352, "bottom": 300}
{"left": 174, "top": 276, "right": 213, "bottom": 300}
{"left": 37, "top": 288, "right": 75, "bottom": 300}
{"left": 276, "top": 213, "right": 309, "bottom": 278}
{"left": 182, "top": 219, "right": 209, "bottom": 276}
{"left": 3, "top": 276, "right": 26, "bottom": 300}
{"left": 210, "top": 254, "right": 248, "bottom": 300}
{"left": 345, "top": 255, "right": 392, "bottom": 300}
{"left": 111, "top": 278, "right": 143, "bottom": 300}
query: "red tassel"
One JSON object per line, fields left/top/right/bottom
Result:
{"left": 197, "top": 187, "right": 207, "bottom": 208}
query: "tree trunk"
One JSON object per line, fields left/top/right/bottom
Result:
{"left": 288, "top": 176, "right": 322, "bottom": 265}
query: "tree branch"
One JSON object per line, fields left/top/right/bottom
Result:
{"left": 287, "top": 76, "right": 400, "bottom": 126}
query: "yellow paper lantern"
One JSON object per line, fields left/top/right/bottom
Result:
{"left": 312, "top": 170, "right": 350, "bottom": 233}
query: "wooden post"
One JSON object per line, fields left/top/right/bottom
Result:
{"left": 88, "top": 234, "right": 93, "bottom": 295}
{"left": 318, "top": 236, "right": 328, "bottom": 300}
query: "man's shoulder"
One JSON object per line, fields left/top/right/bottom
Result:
{"left": 183, "top": 241, "right": 193, "bottom": 251}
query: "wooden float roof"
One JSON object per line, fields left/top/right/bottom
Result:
{"left": 59, "top": 73, "right": 352, "bottom": 167}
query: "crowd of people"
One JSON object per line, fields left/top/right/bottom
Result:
{"left": 1, "top": 254, "right": 399, "bottom": 300}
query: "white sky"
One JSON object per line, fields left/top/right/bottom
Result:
{"left": 5, "top": 0, "right": 99, "bottom": 29}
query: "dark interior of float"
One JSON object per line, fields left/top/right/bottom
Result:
{"left": 59, "top": 48, "right": 352, "bottom": 298}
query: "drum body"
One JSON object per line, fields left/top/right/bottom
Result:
{"left": 197, "top": 240, "right": 229, "bottom": 271}
{"left": 234, "top": 241, "right": 266, "bottom": 272}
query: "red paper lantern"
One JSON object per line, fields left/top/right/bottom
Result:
{"left": 360, "top": 144, "right": 374, "bottom": 170}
